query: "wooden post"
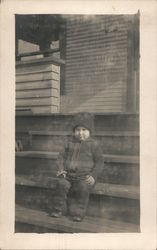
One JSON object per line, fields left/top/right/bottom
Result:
{"left": 59, "top": 24, "right": 66, "bottom": 95}
{"left": 126, "top": 13, "right": 139, "bottom": 113}
{"left": 39, "top": 41, "right": 52, "bottom": 57}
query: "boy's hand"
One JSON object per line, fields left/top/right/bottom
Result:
{"left": 56, "top": 170, "right": 67, "bottom": 178}
{"left": 86, "top": 175, "right": 95, "bottom": 186}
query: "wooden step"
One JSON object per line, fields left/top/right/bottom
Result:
{"left": 15, "top": 204, "right": 140, "bottom": 233}
{"left": 28, "top": 130, "right": 139, "bottom": 137}
{"left": 16, "top": 151, "right": 139, "bottom": 185}
{"left": 16, "top": 175, "right": 139, "bottom": 200}
{"left": 16, "top": 151, "right": 59, "bottom": 159}
{"left": 27, "top": 132, "right": 139, "bottom": 155}
{"left": 16, "top": 151, "right": 139, "bottom": 164}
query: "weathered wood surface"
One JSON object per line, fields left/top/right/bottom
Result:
{"left": 15, "top": 205, "right": 140, "bottom": 233}
{"left": 17, "top": 48, "right": 60, "bottom": 60}
{"left": 27, "top": 130, "right": 139, "bottom": 137}
{"left": 16, "top": 153, "right": 139, "bottom": 185}
{"left": 16, "top": 80, "right": 59, "bottom": 91}
{"left": 16, "top": 106, "right": 59, "bottom": 114}
{"left": 62, "top": 15, "right": 132, "bottom": 113}
{"left": 16, "top": 59, "right": 60, "bottom": 114}
{"left": 16, "top": 56, "right": 65, "bottom": 67}
{"left": 16, "top": 175, "right": 139, "bottom": 200}
{"left": 16, "top": 71, "right": 59, "bottom": 82}
{"left": 16, "top": 114, "right": 139, "bottom": 132}
{"left": 16, "top": 150, "right": 139, "bottom": 163}
{"left": 16, "top": 96, "right": 59, "bottom": 107}
{"left": 16, "top": 89, "right": 59, "bottom": 99}
{"left": 27, "top": 134, "right": 138, "bottom": 155}
{"left": 16, "top": 183, "right": 140, "bottom": 223}
{"left": 16, "top": 63, "right": 60, "bottom": 74}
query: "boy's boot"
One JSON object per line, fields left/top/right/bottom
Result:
{"left": 68, "top": 180, "right": 90, "bottom": 221}
{"left": 50, "top": 178, "right": 71, "bottom": 218}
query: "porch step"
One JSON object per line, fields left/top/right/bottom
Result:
{"left": 15, "top": 204, "right": 140, "bottom": 233}
{"left": 16, "top": 175, "right": 139, "bottom": 200}
{"left": 16, "top": 151, "right": 139, "bottom": 164}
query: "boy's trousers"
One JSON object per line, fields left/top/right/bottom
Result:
{"left": 53, "top": 177, "right": 93, "bottom": 218}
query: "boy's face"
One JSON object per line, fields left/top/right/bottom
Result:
{"left": 74, "top": 126, "right": 90, "bottom": 141}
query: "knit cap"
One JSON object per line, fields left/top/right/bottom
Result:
{"left": 73, "top": 112, "right": 94, "bottom": 133}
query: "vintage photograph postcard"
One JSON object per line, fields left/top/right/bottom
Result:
{"left": 0, "top": 0, "right": 157, "bottom": 249}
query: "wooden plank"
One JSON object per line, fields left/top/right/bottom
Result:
{"left": 66, "top": 27, "right": 127, "bottom": 39}
{"left": 66, "top": 70, "right": 127, "bottom": 79}
{"left": 103, "top": 154, "right": 139, "bottom": 164}
{"left": 15, "top": 205, "right": 139, "bottom": 233}
{"left": 65, "top": 82, "right": 125, "bottom": 90}
{"left": 68, "top": 97, "right": 124, "bottom": 103}
{"left": 16, "top": 106, "right": 59, "bottom": 114}
{"left": 65, "top": 90, "right": 124, "bottom": 97}
{"left": 66, "top": 33, "right": 127, "bottom": 45}
{"left": 67, "top": 51, "right": 127, "bottom": 59}
{"left": 65, "top": 84, "right": 125, "bottom": 92}
{"left": 16, "top": 56, "right": 65, "bottom": 67}
{"left": 62, "top": 100, "right": 124, "bottom": 107}
{"left": 15, "top": 151, "right": 139, "bottom": 164}
{"left": 27, "top": 133, "right": 138, "bottom": 155}
{"left": 69, "top": 107, "right": 124, "bottom": 112}
{"left": 17, "top": 48, "right": 59, "bottom": 59}
{"left": 16, "top": 96, "right": 59, "bottom": 107}
{"left": 16, "top": 71, "right": 59, "bottom": 83}
{"left": 67, "top": 18, "right": 128, "bottom": 28}
{"left": 16, "top": 64, "right": 60, "bottom": 75}
{"left": 15, "top": 157, "right": 139, "bottom": 186}
{"left": 82, "top": 92, "right": 126, "bottom": 98}
{"left": 66, "top": 49, "right": 127, "bottom": 59}
{"left": 67, "top": 15, "right": 127, "bottom": 24}
{"left": 72, "top": 103, "right": 124, "bottom": 108}
{"left": 16, "top": 80, "right": 59, "bottom": 91}
{"left": 67, "top": 27, "right": 127, "bottom": 37}
{"left": 66, "top": 64, "right": 126, "bottom": 74}
{"left": 93, "top": 183, "right": 139, "bottom": 199}
{"left": 16, "top": 151, "right": 59, "bottom": 159}
{"left": 28, "top": 130, "right": 139, "bottom": 137}
{"left": 67, "top": 22, "right": 127, "bottom": 31}
{"left": 16, "top": 88, "right": 59, "bottom": 99}
{"left": 66, "top": 35, "right": 127, "bottom": 49}
{"left": 15, "top": 175, "right": 139, "bottom": 200}
{"left": 66, "top": 18, "right": 127, "bottom": 28}
{"left": 67, "top": 30, "right": 127, "bottom": 40}
{"left": 65, "top": 44, "right": 128, "bottom": 55}
{"left": 66, "top": 63, "right": 126, "bottom": 71}
{"left": 66, "top": 69, "right": 126, "bottom": 78}
{"left": 66, "top": 55, "right": 127, "bottom": 65}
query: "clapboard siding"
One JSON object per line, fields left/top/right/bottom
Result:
{"left": 16, "top": 71, "right": 59, "bottom": 82}
{"left": 16, "top": 64, "right": 60, "bottom": 74}
{"left": 61, "top": 15, "right": 130, "bottom": 113}
{"left": 16, "top": 97, "right": 59, "bottom": 107}
{"left": 16, "top": 89, "right": 59, "bottom": 99}
{"left": 16, "top": 80, "right": 59, "bottom": 91}
{"left": 16, "top": 61, "right": 60, "bottom": 114}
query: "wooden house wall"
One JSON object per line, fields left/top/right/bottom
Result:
{"left": 61, "top": 15, "right": 133, "bottom": 113}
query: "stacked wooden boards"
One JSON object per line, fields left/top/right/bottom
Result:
{"left": 16, "top": 57, "right": 61, "bottom": 114}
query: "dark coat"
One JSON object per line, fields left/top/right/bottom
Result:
{"left": 56, "top": 137, "right": 104, "bottom": 181}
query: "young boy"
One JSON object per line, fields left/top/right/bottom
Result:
{"left": 51, "top": 112, "right": 104, "bottom": 221}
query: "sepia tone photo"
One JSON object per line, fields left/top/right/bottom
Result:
{"left": 15, "top": 14, "right": 140, "bottom": 233}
